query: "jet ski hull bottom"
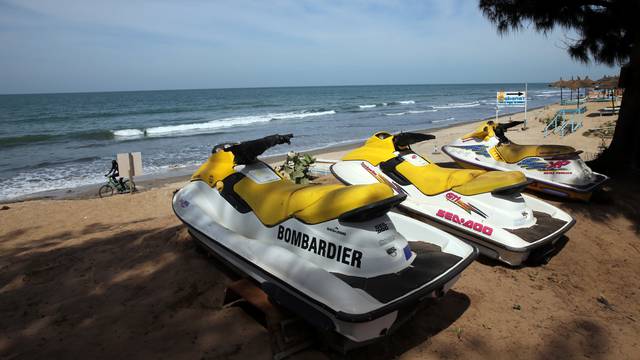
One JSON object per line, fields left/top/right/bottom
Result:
{"left": 185, "top": 223, "right": 468, "bottom": 348}
{"left": 526, "top": 176, "right": 606, "bottom": 201}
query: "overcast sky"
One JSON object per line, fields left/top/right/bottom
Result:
{"left": 0, "top": 0, "right": 616, "bottom": 94}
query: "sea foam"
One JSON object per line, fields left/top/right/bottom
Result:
{"left": 112, "top": 110, "right": 336, "bottom": 139}
{"left": 433, "top": 101, "right": 481, "bottom": 109}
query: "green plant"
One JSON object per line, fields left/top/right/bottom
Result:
{"left": 539, "top": 115, "right": 553, "bottom": 125}
{"left": 277, "top": 151, "right": 316, "bottom": 184}
{"left": 450, "top": 327, "right": 463, "bottom": 340}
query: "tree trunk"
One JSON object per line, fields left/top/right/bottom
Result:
{"left": 588, "top": 56, "right": 640, "bottom": 174}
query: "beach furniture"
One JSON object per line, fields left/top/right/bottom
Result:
{"left": 544, "top": 109, "right": 584, "bottom": 137}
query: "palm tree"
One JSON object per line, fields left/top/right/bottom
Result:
{"left": 479, "top": 0, "right": 639, "bottom": 174}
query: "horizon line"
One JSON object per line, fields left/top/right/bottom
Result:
{"left": 0, "top": 81, "right": 560, "bottom": 96}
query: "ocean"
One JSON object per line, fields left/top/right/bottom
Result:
{"left": 0, "top": 84, "right": 561, "bottom": 201}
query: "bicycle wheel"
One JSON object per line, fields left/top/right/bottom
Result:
{"left": 98, "top": 184, "right": 114, "bottom": 198}
{"left": 122, "top": 179, "right": 137, "bottom": 193}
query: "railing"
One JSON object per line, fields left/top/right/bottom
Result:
{"left": 544, "top": 109, "right": 583, "bottom": 137}
{"left": 561, "top": 106, "right": 587, "bottom": 114}
{"left": 560, "top": 97, "right": 587, "bottom": 105}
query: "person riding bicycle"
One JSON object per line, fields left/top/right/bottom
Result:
{"left": 105, "top": 160, "right": 125, "bottom": 189}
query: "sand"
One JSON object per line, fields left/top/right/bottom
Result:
{"left": 2, "top": 101, "right": 639, "bottom": 359}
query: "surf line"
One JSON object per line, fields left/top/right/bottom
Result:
{"left": 277, "top": 225, "right": 363, "bottom": 268}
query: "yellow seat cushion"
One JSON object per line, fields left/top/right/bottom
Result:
{"left": 294, "top": 183, "right": 393, "bottom": 224}
{"left": 452, "top": 171, "right": 527, "bottom": 195}
{"left": 396, "top": 162, "right": 484, "bottom": 195}
{"left": 233, "top": 178, "right": 394, "bottom": 226}
{"left": 496, "top": 144, "right": 576, "bottom": 163}
{"left": 395, "top": 161, "right": 526, "bottom": 196}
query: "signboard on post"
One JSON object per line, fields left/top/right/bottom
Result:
{"left": 116, "top": 152, "right": 143, "bottom": 194}
{"left": 497, "top": 91, "right": 526, "bottom": 107}
{"left": 496, "top": 87, "right": 528, "bottom": 127}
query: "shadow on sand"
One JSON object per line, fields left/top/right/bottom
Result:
{"left": 0, "top": 218, "right": 475, "bottom": 359}
{"left": 0, "top": 222, "right": 275, "bottom": 359}
{"left": 530, "top": 174, "right": 640, "bottom": 235}
{"left": 343, "top": 291, "right": 470, "bottom": 359}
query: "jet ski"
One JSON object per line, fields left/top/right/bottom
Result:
{"left": 172, "top": 134, "right": 476, "bottom": 346}
{"left": 331, "top": 132, "right": 575, "bottom": 266}
{"left": 442, "top": 121, "right": 608, "bottom": 201}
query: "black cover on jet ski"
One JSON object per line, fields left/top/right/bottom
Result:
{"left": 494, "top": 121, "right": 524, "bottom": 144}
{"left": 224, "top": 133, "right": 293, "bottom": 164}
{"left": 393, "top": 132, "right": 436, "bottom": 149}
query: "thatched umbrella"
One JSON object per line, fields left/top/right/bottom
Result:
{"left": 596, "top": 75, "right": 619, "bottom": 89}
{"left": 565, "top": 76, "right": 595, "bottom": 108}
{"left": 549, "top": 77, "right": 569, "bottom": 103}
{"left": 596, "top": 75, "right": 620, "bottom": 110}
{"left": 576, "top": 76, "right": 596, "bottom": 88}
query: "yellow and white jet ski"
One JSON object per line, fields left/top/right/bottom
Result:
{"left": 172, "top": 134, "right": 476, "bottom": 346}
{"left": 442, "top": 121, "right": 608, "bottom": 201}
{"left": 331, "top": 132, "right": 574, "bottom": 266}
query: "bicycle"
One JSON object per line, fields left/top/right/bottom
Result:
{"left": 98, "top": 176, "right": 136, "bottom": 198}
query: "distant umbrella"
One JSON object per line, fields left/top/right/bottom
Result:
{"left": 565, "top": 76, "right": 595, "bottom": 90}
{"left": 595, "top": 75, "right": 620, "bottom": 110}
{"left": 549, "top": 78, "right": 569, "bottom": 102}
{"left": 549, "top": 78, "right": 570, "bottom": 88}
{"left": 575, "top": 76, "right": 596, "bottom": 89}
{"left": 565, "top": 76, "right": 595, "bottom": 108}
{"left": 595, "top": 75, "right": 619, "bottom": 89}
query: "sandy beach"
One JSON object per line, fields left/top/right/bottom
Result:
{"left": 2, "top": 101, "right": 639, "bottom": 359}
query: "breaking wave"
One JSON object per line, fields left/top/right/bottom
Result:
{"left": 384, "top": 109, "right": 437, "bottom": 116}
{"left": 432, "top": 101, "right": 481, "bottom": 109}
{"left": 431, "top": 117, "right": 456, "bottom": 123}
{"left": 112, "top": 110, "right": 336, "bottom": 139}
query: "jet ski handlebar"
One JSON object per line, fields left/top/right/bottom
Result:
{"left": 496, "top": 120, "right": 524, "bottom": 131}
{"left": 494, "top": 121, "right": 523, "bottom": 144}
{"left": 223, "top": 133, "right": 293, "bottom": 165}
{"left": 393, "top": 132, "right": 436, "bottom": 149}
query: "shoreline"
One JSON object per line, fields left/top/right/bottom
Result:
{"left": 0, "top": 102, "right": 588, "bottom": 204}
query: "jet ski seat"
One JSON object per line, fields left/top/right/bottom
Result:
{"left": 192, "top": 150, "right": 397, "bottom": 226}
{"left": 233, "top": 178, "right": 395, "bottom": 226}
{"left": 391, "top": 161, "right": 527, "bottom": 196}
{"left": 495, "top": 144, "right": 578, "bottom": 163}
{"left": 341, "top": 134, "right": 528, "bottom": 196}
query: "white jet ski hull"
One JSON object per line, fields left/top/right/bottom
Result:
{"left": 442, "top": 139, "right": 608, "bottom": 201}
{"left": 173, "top": 180, "right": 476, "bottom": 344}
{"left": 331, "top": 160, "right": 575, "bottom": 266}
